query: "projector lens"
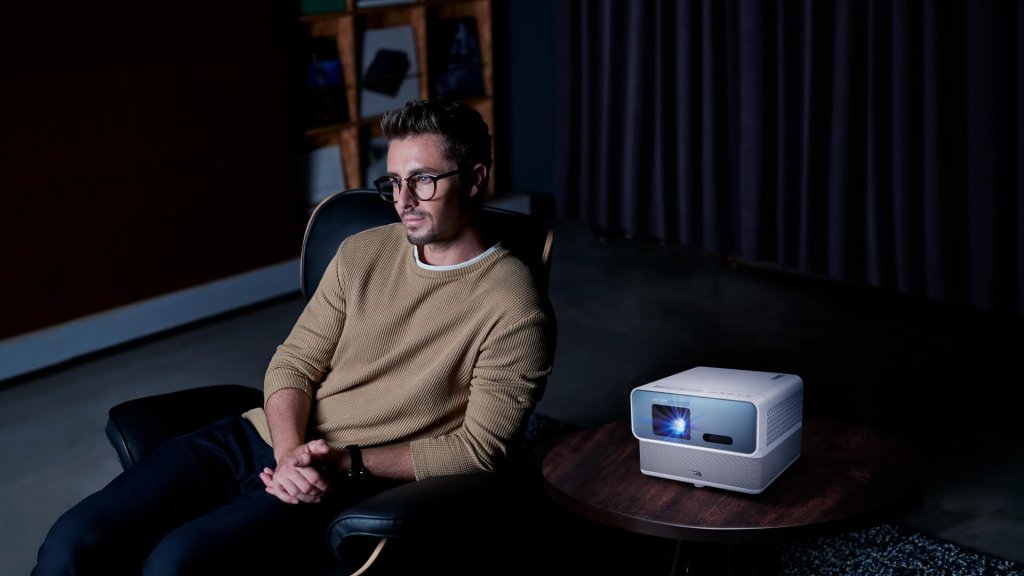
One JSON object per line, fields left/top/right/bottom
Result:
{"left": 652, "top": 404, "right": 690, "bottom": 439}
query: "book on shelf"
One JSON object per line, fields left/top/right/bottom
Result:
{"left": 359, "top": 25, "right": 419, "bottom": 118}
{"left": 303, "top": 36, "right": 349, "bottom": 130}
{"left": 301, "top": 0, "right": 345, "bottom": 15}
{"left": 429, "top": 17, "right": 486, "bottom": 101}
{"left": 354, "top": 0, "right": 416, "bottom": 8}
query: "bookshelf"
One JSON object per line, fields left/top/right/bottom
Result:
{"left": 297, "top": 0, "right": 496, "bottom": 207}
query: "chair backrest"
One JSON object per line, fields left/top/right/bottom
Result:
{"left": 300, "top": 189, "right": 554, "bottom": 301}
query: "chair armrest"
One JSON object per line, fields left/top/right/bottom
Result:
{"left": 328, "top": 413, "right": 582, "bottom": 569}
{"left": 329, "top": 472, "right": 506, "bottom": 567}
{"left": 105, "top": 384, "right": 263, "bottom": 469}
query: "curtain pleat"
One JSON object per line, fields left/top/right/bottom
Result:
{"left": 556, "top": 0, "right": 1024, "bottom": 319}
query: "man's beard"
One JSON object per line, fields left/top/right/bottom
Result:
{"left": 403, "top": 210, "right": 435, "bottom": 246}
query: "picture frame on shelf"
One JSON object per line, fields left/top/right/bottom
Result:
{"left": 359, "top": 25, "right": 419, "bottom": 118}
{"left": 429, "top": 17, "right": 486, "bottom": 101}
{"left": 301, "top": 144, "right": 347, "bottom": 205}
{"left": 363, "top": 135, "right": 388, "bottom": 188}
{"left": 303, "top": 36, "right": 349, "bottom": 130}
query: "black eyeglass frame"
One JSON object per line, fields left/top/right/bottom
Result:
{"left": 374, "top": 169, "right": 461, "bottom": 203}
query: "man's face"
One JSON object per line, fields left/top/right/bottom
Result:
{"left": 388, "top": 133, "right": 473, "bottom": 248}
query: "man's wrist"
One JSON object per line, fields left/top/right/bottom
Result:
{"left": 273, "top": 443, "right": 302, "bottom": 465}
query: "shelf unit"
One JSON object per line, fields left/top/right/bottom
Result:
{"left": 297, "top": 0, "right": 496, "bottom": 206}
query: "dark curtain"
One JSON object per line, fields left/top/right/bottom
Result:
{"left": 556, "top": 0, "right": 1024, "bottom": 320}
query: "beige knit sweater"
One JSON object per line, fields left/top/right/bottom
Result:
{"left": 242, "top": 223, "right": 554, "bottom": 479}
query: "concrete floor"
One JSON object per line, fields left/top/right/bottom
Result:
{"left": 3, "top": 218, "right": 1023, "bottom": 575}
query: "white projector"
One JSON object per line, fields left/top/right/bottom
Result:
{"left": 630, "top": 366, "right": 803, "bottom": 494}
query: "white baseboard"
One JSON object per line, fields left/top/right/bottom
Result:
{"left": 0, "top": 259, "right": 300, "bottom": 383}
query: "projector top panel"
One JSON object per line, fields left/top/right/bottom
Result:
{"left": 635, "top": 366, "right": 802, "bottom": 401}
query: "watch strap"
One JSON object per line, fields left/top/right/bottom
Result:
{"left": 345, "top": 444, "right": 370, "bottom": 481}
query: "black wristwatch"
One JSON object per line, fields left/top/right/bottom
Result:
{"left": 345, "top": 445, "right": 370, "bottom": 481}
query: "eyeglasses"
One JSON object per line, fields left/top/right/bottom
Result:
{"left": 374, "top": 169, "right": 461, "bottom": 203}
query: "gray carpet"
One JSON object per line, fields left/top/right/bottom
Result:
{"left": 778, "top": 523, "right": 1024, "bottom": 576}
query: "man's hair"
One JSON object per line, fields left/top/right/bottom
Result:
{"left": 380, "top": 99, "right": 492, "bottom": 191}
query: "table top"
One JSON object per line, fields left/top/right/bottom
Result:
{"left": 541, "top": 417, "right": 926, "bottom": 544}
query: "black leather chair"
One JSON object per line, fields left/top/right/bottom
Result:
{"left": 105, "top": 188, "right": 558, "bottom": 575}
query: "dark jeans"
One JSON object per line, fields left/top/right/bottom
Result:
{"left": 33, "top": 415, "right": 398, "bottom": 576}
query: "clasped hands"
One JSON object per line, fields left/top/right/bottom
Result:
{"left": 260, "top": 439, "right": 343, "bottom": 505}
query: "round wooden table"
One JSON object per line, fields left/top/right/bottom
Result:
{"left": 541, "top": 417, "right": 926, "bottom": 575}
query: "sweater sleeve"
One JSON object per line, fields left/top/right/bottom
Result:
{"left": 408, "top": 302, "right": 554, "bottom": 478}
{"left": 263, "top": 246, "right": 348, "bottom": 402}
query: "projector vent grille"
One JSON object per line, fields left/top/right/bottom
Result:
{"left": 766, "top": 389, "right": 803, "bottom": 445}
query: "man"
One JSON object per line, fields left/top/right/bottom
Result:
{"left": 34, "top": 99, "right": 555, "bottom": 575}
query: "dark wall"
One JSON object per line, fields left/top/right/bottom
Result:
{"left": 0, "top": 1, "right": 305, "bottom": 340}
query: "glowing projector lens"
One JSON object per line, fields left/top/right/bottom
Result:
{"left": 671, "top": 418, "right": 688, "bottom": 435}
{"left": 652, "top": 405, "right": 691, "bottom": 439}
